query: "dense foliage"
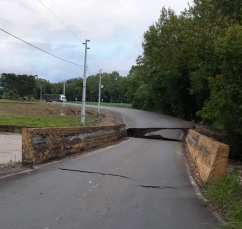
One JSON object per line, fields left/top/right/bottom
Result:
{"left": 126, "top": 0, "right": 242, "bottom": 159}
{"left": 0, "top": 71, "right": 128, "bottom": 104}
{"left": 0, "top": 73, "right": 37, "bottom": 99}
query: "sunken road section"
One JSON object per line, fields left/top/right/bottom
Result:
{"left": 127, "top": 128, "right": 190, "bottom": 142}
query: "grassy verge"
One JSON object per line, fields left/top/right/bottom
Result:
{"left": 0, "top": 100, "right": 96, "bottom": 127}
{"left": 204, "top": 169, "right": 242, "bottom": 228}
{"left": 68, "top": 101, "right": 132, "bottom": 108}
{"left": 0, "top": 113, "right": 94, "bottom": 127}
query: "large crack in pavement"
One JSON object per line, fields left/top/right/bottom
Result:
{"left": 58, "top": 168, "right": 136, "bottom": 182}
{"left": 137, "top": 185, "right": 179, "bottom": 190}
{"left": 57, "top": 167, "right": 179, "bottom": 190}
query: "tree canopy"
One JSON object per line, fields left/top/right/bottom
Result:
{"left": 0, "top": 73, "right": 37, "bottom": 98}
{"left": 126, "top": 0, "right": 242, "bottom": 159}
{"left": 0, "top": 71, "right": 128, "bottom": 104}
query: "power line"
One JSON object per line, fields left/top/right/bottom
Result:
{"left": 0, "top": 16, "right": 69, "bottom": 61}
{"left": 49, "top": 0, "right": 87, "bottom": 39}
{"left": 0, "top": 28, "right": 83, "bottom": 67}
{"left": 39, "top": 0, "right": 82, "bottom": 42}
{"left": 42, "top": 0, "right": 102, "bottom": 72}
{"left": 88, "top": 52, "right": 101, "bottom": 69}
{"left": 87, "top": 68, "right": 91, "bottom": 76}
{"left": 48, "top": 0, "right": 102, "bottom": 70}
{"left": 89, "top": 51, "right": 101, "bottom": 68}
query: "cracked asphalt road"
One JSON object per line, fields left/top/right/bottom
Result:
{"left": 0, "top": 106, "right": 218, "bottom": 229}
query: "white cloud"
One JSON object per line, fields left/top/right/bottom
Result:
{"left": 0, "top": 0, "right": 191, "bottom": 82}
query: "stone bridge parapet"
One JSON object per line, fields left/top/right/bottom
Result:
{"left": 22, "top": 125, "right": 127, "bottom": 165}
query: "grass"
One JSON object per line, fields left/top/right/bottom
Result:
{"left": 68, "top": 101, "right": 132, "bottom": 108}
{"left": 204, "top": 169, "right": 242, "bottom": 229}
{"left": 0, "top": 160, "right": 22, "bottom": 169}
{"left": 0, "top": 113, "right": 88, "bottom": 127}
{"left": 8, "top": 160, "right": 22, "bottom": 168}
{"left": 0, "top": 100, "right": 97, "bottom": 127}
{"left": 0, "top": 99, "right": 35, "bottom": 103}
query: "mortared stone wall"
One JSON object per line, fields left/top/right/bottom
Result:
{"left": 22, "top": 125, "right": 127, "bottom": 165}
{"left": 186, "top": 129, "right": 229, "bottom": 184}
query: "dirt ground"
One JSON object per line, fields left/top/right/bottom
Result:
{"left": 0, "top": 101, "right": 83, "bottom": 116}
{"left": 194, "top": 124, "right": 227, "bottom": 143}
{"left": 92, "top": 109, "right": 124, "bottom": 126}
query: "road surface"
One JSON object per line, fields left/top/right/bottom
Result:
{"left": 0, "top": 106, "right": 218, "bottom": 229}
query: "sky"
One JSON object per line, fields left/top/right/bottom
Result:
{"left": 0, "top": 0, "right": 192, "bottom": 83}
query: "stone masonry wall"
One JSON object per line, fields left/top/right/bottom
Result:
{"left": 0, "top": 125, "right": 22, "bottom": 133}
{"left": 186, "top": 129, "right": 230, "bottom": 184}
{"left": 22, "top": 125, "right": 127, "bottom": 165}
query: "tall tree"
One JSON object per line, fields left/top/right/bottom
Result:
{"left": 0, "top": 73, "right": 37, "bottom": 97}
{"left": 126, "top": 0, "right": 242, "bottom": 158}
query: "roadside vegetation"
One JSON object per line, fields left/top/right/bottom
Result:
{"left": 125, "top": 0, "right": 242, "bottom": 161}
{"left": 69, "top": 101, "right": 132, "bottom": 108}
{"left": 0, "top": 72, "right": 130, "bottom": 127}
{"left": 204, "top": 169, "right": 242, "bottom": 229}
{"left": 0, "top": 100, "right": 97, "bottom": 128}
{"left": 0, "top": 71, "right": 129, "bottom": 104}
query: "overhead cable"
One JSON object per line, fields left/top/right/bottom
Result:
{"left": 0, "top": 16, "right": 68, "bottom": 60}
{"left": 0, "top": 28, "right": 83, "bottom": 67}
{"left": 39, "top": 0, "right": 81, "bottom": 41}
{"left": 48, "top": 0, "right": 102, "bottom": 70}
{"left": 50, "top": 0, "right": 87, "bottom": 39}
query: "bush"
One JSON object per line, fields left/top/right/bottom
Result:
{"left": 223, "top": 114, "right": 242, "bottom": 160}
{"left": 28, "top": 96, "right": 35, "bottom": 101}
{"left": 2, "top": 92, "right": 19, "bottom": 100}
{"left": 205, "top": 169, "right": 242, "bottom": 228}
{"left": 2, "top": 92, "right": 10, "bottom": 99}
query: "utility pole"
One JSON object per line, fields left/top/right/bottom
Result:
{"left": 98, "top": 69, "right": 102, "bottom": 115}
{"left": 39, "top": 78, "right": 43, "bottom": 101}
{"left": 81, "top": 39, "right": 90, "bottom": 126}
{"left": 63, "top": 80, "right": 65, "bottom": 108}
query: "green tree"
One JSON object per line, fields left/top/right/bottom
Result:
{"left": 0, "top": 73, "right": 37, "bottom": 98}
{"left": 100, "top": 71, "right": 128, "bottom": 103}
{"left": 65, "top": 78, "right": 83, "bottom": 101}
{"left": 126, "top": 0, "right": 242, "bottom": 158}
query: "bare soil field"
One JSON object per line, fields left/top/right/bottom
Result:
{"left": 0, "top": 100, "right": 101, "bottom": 128}
{"left": 0, "top": 101, "right": 82, "bottom": 116}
